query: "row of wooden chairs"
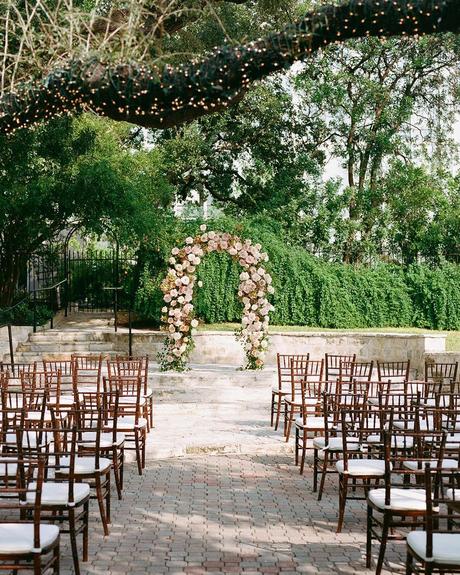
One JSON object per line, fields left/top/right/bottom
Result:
{"left": 0, "top": 354, "right": 153, "bottom": 574}
{"left": 273, "top": 354, "right": 460, "bottom": 574}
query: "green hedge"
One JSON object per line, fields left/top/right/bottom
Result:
{"left": 135, "top": 216, "right": 460, "bottom": 330}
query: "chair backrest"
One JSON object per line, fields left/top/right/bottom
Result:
{"left": 43, "top": 359, "right": 73, "bottom": 381}
{"left": 325, "top": 354, "right": 356, "bottom": 380}
{"left": 377, "top": 360, "right": 410, "bottom": 383}
{"left": 72, "top": 354, "right": 103, "bottom": 392}
{"left": 0, "top": 457, "right": 46, "bottom": 546}
{"left": 0, "top": 362, "right": 36, "bottom": 377}
{"left": 286, "top": 356, "right": 310, "bottom": 399}
{"left": 425, "top": 361, "right": 458, "bottom": 395}
{"left": 103, "top": 374, "right": 142, "bottom": 423}
{"left": 276, "top": 354, "right": 309, "bottom": 391}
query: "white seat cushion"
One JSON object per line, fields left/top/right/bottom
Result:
{"left": 119, "top": 395, "right": 146, "bottom": 407}
{"left": 446, "top": 488, "right": 460, "bottom": 503}
{"left": 313, "top": 436, "right": 341, "bottom": 451}
{"left": 403, "top": 459, "right": 458, "bottom": 472}
{"left": 27, "top": 482, "right": 90, "bottom": 506}
{"left": 78, "top": 431, "right": 125, "bottom": 448}
{"left": 407, "top": 531, "right": 460, "bottom": 564}
{"left": 58, "top": 456, "right": 111, "bottom": 474}
{"left": 368, "top": 488, "right": 432, "bottom": 511}
{"left": 295, "top": 416, "right": 324, "bottom": 430}
{"left": 116, "top": 416, "right": 148, "bottom": 430}
{"left": 368, "top": 434, "right": 414, "bottom": 448}
{"left": 6, "top": 432, "right": 51, "bottom": 449}
{"left": 271, "top": 385, "right": 290, "bottom": 394}
{"left": 0, "top": 523, "right": 59, "bottom": 553}
{"left": 336, "top": 459, "right": 386, "bottom": 477}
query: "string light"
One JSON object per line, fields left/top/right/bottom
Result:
{"left": 0, "top": 0, "right": 458, "bottom": 134}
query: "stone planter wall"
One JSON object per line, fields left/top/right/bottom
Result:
{"left": 120, "top": 330, "right": 447, "bottom": 377}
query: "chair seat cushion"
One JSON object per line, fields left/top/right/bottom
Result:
{"left": 295, "top": 416, "right": 324, "bottom": 430}
{"left": 116, "top": 416, "right": 148, "bottom": 430}
{"left": 6, "top": 432, "right": 50, "bottom": 449}
{"left": 0, "top": 523, "right": 59, "bottom": 553}
{"left": 367, "top": 434, "right": 414, "bottom": 448}
{"left": 78, "top": 431, "right": 125, "bottom": 448}
{"left": 368, "top": 488, "right": 432, "bottom": 511}
{"left": 119, "top": 395, "right": 146, "bottom": 407}
{"left": 336, "top": 459, "right": 385, "bottom": 477}
{"left": 27, "top": 481, "right": 90, "bottom": 506}
{"left": 271, "top": 385, "right": 290, "bottom": 395}
{"left": 446, "top": 488, "right": 460, "bottom": 503}
{"left": 59, "top": 456, "right": 111, "bottom": 475}
{"left": 313, "top": 436, "right": 342, "bottom": 451}
{"left": 403, "top": 459, "right": 458, "bottom": 472}
{"left": 407, "top": 531, "right": 460, "bottom": 564}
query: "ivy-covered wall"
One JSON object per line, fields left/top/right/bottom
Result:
{"left": 135, "top": 217, "right": 460, "bottom": 330}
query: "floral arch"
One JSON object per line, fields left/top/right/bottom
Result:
{"left": 159, "top": 225, "right": 275, "bottom": 371}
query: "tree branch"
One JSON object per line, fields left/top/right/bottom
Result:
{"left": 1, "top": 0, "right": 459, "bottom": 134}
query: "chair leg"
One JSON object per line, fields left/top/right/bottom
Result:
{"left": 295, "top": 427, "right": 299, "bottom": 466}
{"left": 83, "top": 500, "right": 89, "bottom": 562}
{"left": 106, "top": 472, "right": 111, "bottom": 523}
{"left": 270, "top": 393, "right": 275, "bottom": 426}
{"left": 285, "top": 406, "right": 294, "bottom": 442}
{"left": 142, "top": 429, "right": 146, "bottom": 469}
{"left": 405, "top": 551, "right": 413, "bottom": 575}
{"left": 376, "top": 513, "right": 390, "bottom": 575}
{"left": 53, "top": 541, "right": 60, "bottom": 575}
{"left": 69, "top": 508, "right": 81, "bottom": 575}
{"left": 336, "top": 474, "right": 348, "bottom": 533}
{"left": 112, "top": 447, "right": 123, "bottom": 500}
{"left": 299, "top": 430, "right": 307, "bottom": 475}
{"left": 318, "top": 453, "right": 329, "bottom": 501}
{"left": 134, "top": 430, "right": 143, "bottom": 475}
{"left": 366, "top": 505, "right": 373, "bottom": 569}
{"left": 275, "top": 396, "right": 283, "bottom": 431}
{"left": 95, "top": 474, "right": 110, "bottom": 536}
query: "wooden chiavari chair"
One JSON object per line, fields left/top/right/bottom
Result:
{"left": 103, "top": 373, "right": 147, "bottom": 476}
{"left": 0, "top": 457, "right": 60, "bottom": 574}
{"left": 314, "top": 385, "right": 369, "bottom": 499}
{"left": 57, "top": 406, "right": 112, "bottom": 537}
{"left": 366, "top": 429, "right": 447, "bottom": 575}
{"left": 0, "top": 362, "right": 36, "bottom": 378}
{"left": 115, "top": 355, "right": 153, "bottom": 428}
{"left": 74, "top": 390, "right": 125, "bottom": 500}
{"left": 16, "top": 422, "right": 90, "bottom": 575}
{"left": 272, "top": 354, "right": 309, "bottom": 432}
{"left": 293, "top": 359, "right": 325, "bottom": 473}
{"left": 335, "top": 407, "right": 385, "bottom": 533}
{"left": 406, "top": 465, "right": 460, "bottom": 575}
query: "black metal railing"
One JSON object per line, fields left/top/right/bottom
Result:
{"left": 103, "top": 286, "right": 134, "bottom": 356}
{"left": 0, "top": 279, "right": 68, "bottom": 367}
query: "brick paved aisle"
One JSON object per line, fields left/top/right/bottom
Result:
{"left": 61, "top": 453, "right": 404, "bottom": 575}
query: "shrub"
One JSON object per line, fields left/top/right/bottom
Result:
{"left": 134, "top": 216, "right": 459, "bottom": 330}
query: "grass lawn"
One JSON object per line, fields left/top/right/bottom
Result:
{"left": 197, "top": 323, "right": 460, "bottom": 352}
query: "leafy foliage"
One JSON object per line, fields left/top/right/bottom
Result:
{"left": 135, "top": 216, "right": 460, "bottom": 331}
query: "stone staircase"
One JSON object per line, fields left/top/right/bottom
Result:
{"left": 10, "top": 314, "right": 121, "bottom": 363}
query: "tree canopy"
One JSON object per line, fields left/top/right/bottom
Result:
{"left": 0, "top": 0, "right": 459, "bottom": 134}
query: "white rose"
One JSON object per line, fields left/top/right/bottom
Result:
{"left": 169, "top": 257, "right": 176, "bottom": 265}
{"left": 191, "top": 319, "right": 199, "bottom": 328}
{"left": 182, "top": 276, "right": 190, "bottom": 285}
{"left": 200, "top": 224, "right": 207, "bottom": 232}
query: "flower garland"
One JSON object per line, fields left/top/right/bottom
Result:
{"left": 159, "top": 225, "right": 275, "bottom": 371}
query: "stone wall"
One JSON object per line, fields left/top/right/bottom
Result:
{"left": 125, "top": 330, "right": 446, "bottom": 377}
{"left": 0, "top": 325, "right": 33, "bottom": 362}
